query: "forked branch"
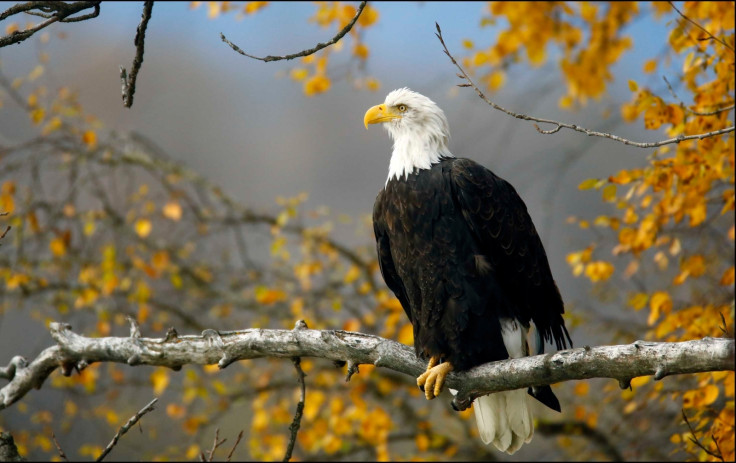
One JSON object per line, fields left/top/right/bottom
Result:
{"left": 435, "top": 23, "right": 734, "bottom": 149}
{"left": 0, "top": 1, "right": 101, "bottom": 48}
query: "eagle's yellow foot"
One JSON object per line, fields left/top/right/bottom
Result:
{"left": 417, "top": 357, "right": 453, "bottom": 400}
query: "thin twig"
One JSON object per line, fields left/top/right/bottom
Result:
{"left": 0, "top": 1, "right": 101, "bottom": 48}
{"left": 121, "top": 1, "right": 154, "bottom": 108}
{"left": 681, "top": 409, "right": 725, "bottom": 461}
{"left": 434, "top": 23, "right": 735, "bottom": 149}
{"left": 212, "top": 429, "right": 226, "bottom": 462}
{"left": 95, "top": 398, "right": 158, "bottom": 462}
{"left": 50, "top": 431, "right": 69, "bottom": 462}
{"left": 283, "top": 357, "right": 306, "bottom": 462}
{"left": 221, "top": 1, "right": 367, "bottom": 62}
{"left": 200, "top": 428, "right": 227, "bottom": 462}
{"left": 226, "top": 430, "right": 244, "bottom": 462}
{"left": 667, "top": 1, "right": 735, "bottom": 54}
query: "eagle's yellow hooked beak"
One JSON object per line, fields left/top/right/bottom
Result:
{"left": 364, "top": 104, "right": 402, "bottom": 129}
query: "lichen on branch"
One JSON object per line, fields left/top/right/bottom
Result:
{"left": 1, "top": 320, "right": 733, "bottom": 413}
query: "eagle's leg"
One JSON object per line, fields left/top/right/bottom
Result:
{"left": 417, "top": 356, "right": 453, "bottom": 400}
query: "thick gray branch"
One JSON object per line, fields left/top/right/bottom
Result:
{"left": 1, "top": 321, "right": 733, "bottom": 412}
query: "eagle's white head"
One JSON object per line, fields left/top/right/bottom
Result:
{"left": 364, "top": 88, "right": 453, "bottom": 183}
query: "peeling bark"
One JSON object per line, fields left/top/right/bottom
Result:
{"left": 1, "top": 321, "right": 733, "bottom": 411}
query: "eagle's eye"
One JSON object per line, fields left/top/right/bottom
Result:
{"left": 397, "top": 104, "right": 407, "bottom": 112}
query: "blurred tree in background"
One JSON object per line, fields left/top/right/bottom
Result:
{"left": 0, "top": 1, "right": 733, "bottom": 461}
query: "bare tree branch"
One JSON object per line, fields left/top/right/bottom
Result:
{"left": 667, "top": 1, "right": 735, "bottom": 54}
{"left": 226, "top": 430, "right": 244, "bottom": 462}
{"left": 201, "top": 428, "right": 226, "bottom": 462}
{"left": 0, "top": 1, "right": 101, "bottom": 48}
{"left": 120, "top": 1, "right": 154, "bottom": 108}
{"left": 95, "top": 398, "right": 158, "bottom": 462}
{"left": 50, "top": 431, "right": 69, "bottom": 462}
{"left": 435, "top": 23, "right": 735, "bottom": 149}
{"left": 220, "top": 1, "right": 367, "bottom": 62}
{"left": 682, "top": 409, "right": 725, "bottom": 461}
{"left": 284, "top": 352, "right": 307, "bottom": 462}
{"left": 0, "top": 321, "right": 733, "bottom": 413}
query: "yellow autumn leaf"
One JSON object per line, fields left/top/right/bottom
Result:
{"left": 527, "top": 44, "right": 545, "bottom": 65}
{"left": 631, "top": 376, "right": 650, "bottom": 388}
{"left": 7, "top": 273, "right": 30, "bottom": 290}
{"left": 578, "top": 178, "right": 599, "bottom": 190}
{"left": 681, "top": 255, "right": 706, "bottom": 278}
{"left": 648, "top": 291, "right": 672, "bottom": 326}
{"left": 720, "top": 267, "right": 735, "bottom": 286}
{"left": 137, "top": 303, "right": 150, "bottom": 324}
{"left": 290, "top": 68, "right": 309, "bottom": 81}
{"left": 244, "top": 1, "right": 268, "bottom": 15}
{"left": 304, "top": 74, "right": 331, "bottom": 96}
{"left": 357, "top": 3, "right": 378, "bottom": 27}
{"left": 82, "top": 130, "right": 97, "bottom": 148}
{"left": 584, "top": 261, "right": 614, "bottom": 282}
{"left": 185, "top": 444, "right": 200, "bottom": 459}
{"left": 49, "top": 237, "right": 67, "bottom": 256}
{"left": 339, "top": 320, "right": 362, "bottom": 337}
{"left": 105, "top": 409, "right": 120, "bottom": 426}
{"left": 628, "top": 80, "right": 638, "bottom": 92}
{"left": 602, "top": 184, "right": 617, "bottom": 202}
{"left": 627, "top": 292, "right": 648, "bottom": 310}
{"left": 79, "top": 445, "right": 104, "bottom": 457}
{"left": 416, "top": 433, "right": 430, "bottom": 451}
{"left": 559, "top": 95, "right": 573, "bottom": 109}
{"left": 150, "top": 368, "right": 170, "bottom": 395}
{"left": 462, "top": 39, "right": 474, "bottom": 49}
{"left": 28, "top": 65, "right": 44, "bottom": 81}
{"left": 135, "top": 218, "right": 152, "bottom": 238}
{"left": 83, "top": 221, "right": 96, "bottom": 237}
{"left": 344, "top": 265, "right": 361, "bottom": 284}
{"left": 574, "top": 382, "right": 590, "bottom": 396}
{"left": 353, "top": 43, "right": 369, "bottom": 60}
{"left": 207, "top": 1, "right": 221, "bottom": 18}
{"left": 151, "top": 250, "right": 170, "bottom": 270}
{"left": 163, "top": 201, "right": 182, "bottom": 221}
{"left": 488, "top": 71, "right": 505, "bottom": 90}
{"left": 30, "top": 108, "right": 45, "bottom": 125}
{"left": 621, "top": 102, "right": 638, "bottom": 122}
{"left": 687, "top": 201, "right": 706, "bottom": 227}
{"left": 365, "top": 77, "right": 380, "bottom": 91}
{"left": 304, "top": 390, "right": 325, "bottom": 420}
{"left": 683, "top": 384, "right": 719, "bottom": 408}
{"left": 255, "top": 286, "right": 286, "bottom": 305}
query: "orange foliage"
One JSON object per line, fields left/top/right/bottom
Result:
{"left": 555, "top": 1, "right": 735, "bottom": 460}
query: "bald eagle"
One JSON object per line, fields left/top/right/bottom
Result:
{"left": 365, "top": 88, "right": 572, "bottom": 454}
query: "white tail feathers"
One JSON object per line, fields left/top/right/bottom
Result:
{"left": 473, "top": 389, "right": 534, "bottom": 454}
